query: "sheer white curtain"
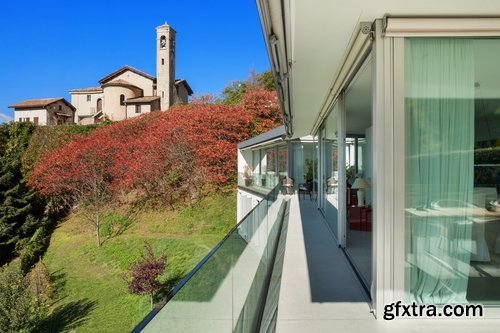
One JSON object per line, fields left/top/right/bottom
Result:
{"left": 405, "top": 38, "right": 475, "bottom": 304}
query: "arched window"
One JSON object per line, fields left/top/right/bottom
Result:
{"left": 160, "top": 35, "right": 166, "bottom": 49}
{"left": 120, "top": 94, "right": 125, "bottom": 106}
{"left": 97, "top": 98, "right": 102, "bottom": 112}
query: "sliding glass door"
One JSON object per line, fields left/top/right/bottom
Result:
{"left": 343, "top": 54, "right": 374, "bottom": 287}
{"left": 404, "top": 38, "right": 500, "bottom": 304}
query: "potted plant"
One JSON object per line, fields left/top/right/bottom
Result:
{"left": 243, "top": 165, "right": 253, "bottom": 186}
{"left": 261, "top": 172, "right": 267, "bottom": 187}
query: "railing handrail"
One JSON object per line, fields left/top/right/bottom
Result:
{"left": 131, "top": 183, "right": 281, "bottom": 333}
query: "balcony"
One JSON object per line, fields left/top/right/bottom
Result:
{"left": 133, "top": 184, "right": 500, "bottom": 332}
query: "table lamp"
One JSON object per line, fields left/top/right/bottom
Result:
{"left": 351, "top": 177, "right": 370, "bottom": 207}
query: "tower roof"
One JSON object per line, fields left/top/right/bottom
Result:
{"left": 156, "top": 22, "right": 175, "bottom": 32}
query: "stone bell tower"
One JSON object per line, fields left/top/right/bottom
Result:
{"left": 156, "top": 23, "right": 176, "bottom": 111}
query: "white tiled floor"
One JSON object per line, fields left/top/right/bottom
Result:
{"left": 275, "top": 195, "right": 500, "bottom": 333}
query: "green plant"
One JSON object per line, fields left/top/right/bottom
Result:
{"left": 0, "top": 262, "right": 48, "bottom": 333}
{"left": 305, "top": 159, "right": 314, "bottom": 182}
{"left": 346, "top": 165, "right": 356, "bottom": 185}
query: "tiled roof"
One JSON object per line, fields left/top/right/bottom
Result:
{"left": 70, "top": 86, "right": 103, "bottom": 93}
{"left": 9, "top": 97, "right": 76, "bottom": 111}
{"left": 102, "top": 79, "right": 135, "bottom": 87}
{"left": 98, "top": 65, "right": 155, "bottom": 84}
{"left": 126, "top": 96, "right": 160, "bottom": 103}
{"left": 175, "top": 79, "right": 193, "bottom": 95}
{"left": 101, "top": 80, "right": 143, "bottom": 94}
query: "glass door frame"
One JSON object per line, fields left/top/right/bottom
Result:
{"left": 379, "top": 17, "right": 500, "bottom": 318}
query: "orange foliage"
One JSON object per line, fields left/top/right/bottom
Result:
{"left": 29, "top": 88, "right": 282, "bottom": 207}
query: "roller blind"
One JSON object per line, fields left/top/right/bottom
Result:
{"left": 384, "top": 17, "right": 500, "bottom": 37}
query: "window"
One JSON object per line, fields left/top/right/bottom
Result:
{"left": 160, "top": 35, "right": 166, "bottom": 48}
{"left": 58, "top": 105, "right": 62, "bottom": 110}
{"left": 135, "top": 105, "right": 141, "bottom": 113}
{"left": 278, "top": 145, "right": 288, "bottom": 176}
{"left": 33, "top": 117, "right": 39, "bottom": 125}
{"left": 87, "top": 95, "right": 91, "bottom": 102}
{"left": 322, "top": 103, "right": 340, "bottom": 237}
{"left": 120, "top": 94, "right": 125, "bottom": 106}
{"left": 162, "top": 58, "right": 165, "bottom": 65}
{"left": 404, "top": 38, "right": 500, "bottom": 305}
{"left": 20, "top": 117, "right": 30, "bottom": 122}
{"left": 266, "top": 149, "right": 276, "bottom": 174}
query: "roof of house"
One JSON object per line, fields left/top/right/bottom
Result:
{"left": 175, "top": 79, "right": 193, "bottom": 95}
{"left": 101, "top": 79, "right": 144, "bottom": 92}
{"left": 70, "top": 86, "right": 103, "bottom": 93}
{"left": 237, "top": 125, "right": 286, "bottom": 150}
{"left": 9, "top": 98, "right": 76, "bottom": 111}
{"left": 126, "top": 96, "right": 160, "bottom": 104}
{"left": 98, "top": 65, "right": 155, "bottom": 84}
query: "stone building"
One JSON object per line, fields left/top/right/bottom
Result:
{"left": 70, "top": 23, "right": 192, "bottom": 125}
{"left": 9, "top": 98, "right": 75, "bottom": 125}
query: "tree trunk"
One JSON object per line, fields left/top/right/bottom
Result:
{"left": 95, "top": 212, "right": 101, "bottom": 247}
{"left": 150, "top": 293, "right": 154, "bottom": 310}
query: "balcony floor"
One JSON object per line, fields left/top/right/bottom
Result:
{"left": 275, "top": 195, "right": 500, "bottom": 333}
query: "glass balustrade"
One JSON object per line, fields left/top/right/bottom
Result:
{"left": 134, "top": 184, "right": 288, "bottom": 332}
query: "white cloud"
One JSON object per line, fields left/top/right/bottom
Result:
{"left": 0, "top": 113, "right": 13, "bottom": 124}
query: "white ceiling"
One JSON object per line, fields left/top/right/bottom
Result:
{"left": 281, "top": 0, "right": 500, "bottom": 138}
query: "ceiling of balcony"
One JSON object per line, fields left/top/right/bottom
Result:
{"left": 275, "top": 0, "right": 500, "bottom": 139}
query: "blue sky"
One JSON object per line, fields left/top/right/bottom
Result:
{"left": 0, "top": 0, "right": 269, "bottom": 121}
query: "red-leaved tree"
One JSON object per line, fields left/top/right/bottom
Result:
{"left": 28, "top": 114, "right": 157, "bottom": 247}
{"left": 128, "top": 242, "right": 166, "bottom": 310}
{"left": 29, "top": 135, "right": 116, "bottom": 247}
{"left": 29, "top": 87, "right": 283, "bottom": 239}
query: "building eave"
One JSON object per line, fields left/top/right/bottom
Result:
{"left": 238, "top": 125, "right": 286, "bottom": 150}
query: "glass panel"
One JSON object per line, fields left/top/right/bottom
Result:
{"left": 141, "top": 185, "right": 287, "bottom": 332}
{"left": 344, "top": 55, "right": 373, "bottom": 287}
{"left": 292, "top": 143, "right": 304, "bottom": 185}
{"left": 404, "top": 38, "right": 500, "bottom": 305}
{"left": 278, "top": 145, "right": 288, "bottom": 180}
{"left": 238, "top": 148, "right": 280, "bottom": 194}
{"left": 294, "top": 142, "right": 316, "bottom": 201}
{"left": 265, "top": 148, "right": 277, "bottom": 190}
{"left": 317, "top": 126, "right": 325, "bottom": 207}
{"left": 324, "top": 104, "right": 339, "bottom": 236}
{"left": 313, "top": 140, "right": 319, "bottom": 201}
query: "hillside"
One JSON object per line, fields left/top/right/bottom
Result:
{"left": 0, "top": 75, "right": 282, "bottom": 332}
{"left": 39, "top": 192, "right": 235, "bottom": 332}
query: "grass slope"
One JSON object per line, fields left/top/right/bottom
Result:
{"left": 41, "top": 192, "right": 236, "bottom": 333}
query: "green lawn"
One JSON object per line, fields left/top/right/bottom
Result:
{"left": 40, "top": 192, "right": 236, "bottom": 333}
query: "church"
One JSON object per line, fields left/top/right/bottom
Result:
{"left": 70, "top": 23, "right": 192, "bottom": 124}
